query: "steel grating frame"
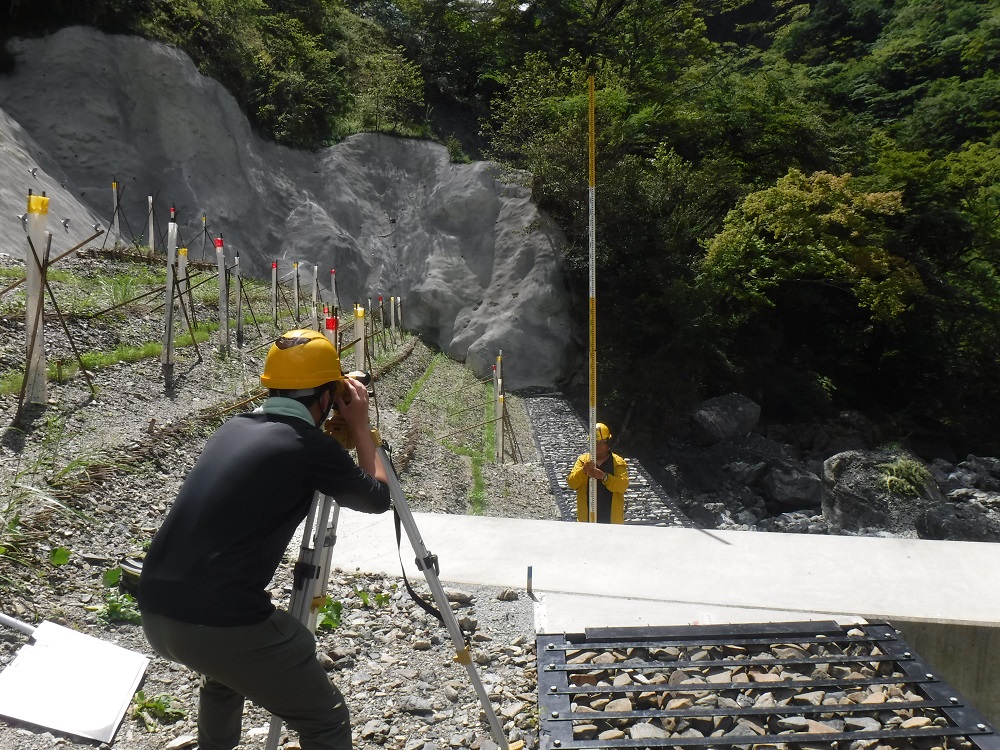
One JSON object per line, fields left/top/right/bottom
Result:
{"left": 536, "top": 620, "right": 1000, "bottom": 750}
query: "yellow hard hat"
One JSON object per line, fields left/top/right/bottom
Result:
{"left": 596, "top": 423, "right": 611, "bottom": 441}
{"left": 261, "top": 329, "right": 343, "bottom": 390}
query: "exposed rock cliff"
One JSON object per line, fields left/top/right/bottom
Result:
{"left": 0, "top": 26, "right": 572, "bottom": 388}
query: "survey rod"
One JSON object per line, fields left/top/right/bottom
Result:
{"left": 587, "top": 74, "right": 598, "bottom": 523}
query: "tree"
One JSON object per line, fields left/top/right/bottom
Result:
{"left": 700, "top": 168, "right": 921, "bottom": 320}
{"left": 354, "top": 45, "right": 424, "bottom": 132}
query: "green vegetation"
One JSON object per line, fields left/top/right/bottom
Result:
{"left": 0, "top": 417, "right": 96, "bottom": 589}
{"left": 447, "top": 442, "right": 487, "bottom": 514}
{"left": 399, "top": 354, "right": 441, "bottom": 413}
{"left": 316, "top": 583, "right": 394, "bottom": 630}
{"left": 91, "top": 566, "right": 142, "bottom": 625}
{"left": 4, "top": 0, "right": 426, "bottom": 149}
{"left": 354, "top": 585, "right": 392, "bottom": 608}
{"left": 4, "top": 0, "right": 999, "bottom": 451}
{"left": 438, "top": 377, "right": 496, "bottom": 514}
{"left": 880, "top": 456, "right": 935, "bottom": 497}
{"left": 399, "top": 354, "right": 497, "bottom": 513}
{"left": 0, "top": 262, "right": 277, "bottom": 394}
{"left": 317, "top": 596, "right": 344, "bottom": 630}
{"left": 0, "top": 488, "right": 32, "bottom": 586}
{"left": 132, "top": 690, "right": 187, "bottom": 732}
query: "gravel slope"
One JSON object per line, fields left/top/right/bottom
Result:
{"left": 0, "top": 253, "right": 550, "bottom": 750}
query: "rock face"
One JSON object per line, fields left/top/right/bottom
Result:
{"left": 0, "top": 27, "right": 572, "bottom": 389}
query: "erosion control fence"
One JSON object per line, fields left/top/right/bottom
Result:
{"left": 537, "top": 620, "right": 999, "bottom": 750}
{"left": 435, "top": 351, "right": 523, "bottom": 464}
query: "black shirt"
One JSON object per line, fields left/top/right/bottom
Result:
{"left": 595, "top": 455, "right": 614, "bottom": 523}
{"left": 138, "top": 408, "right": 391, "bottom": 626}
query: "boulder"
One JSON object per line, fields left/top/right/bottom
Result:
{"left": 914, "top": 504, "right": 1000, "bottom": 543}
{"left": 690, "top": 394, "right": 761, "bottom": 446}
{"left": 760, "top": 461, "right": 823, "bottom": 510}
{"left": 821, "top": 450, "right": 945, "bottom": 534}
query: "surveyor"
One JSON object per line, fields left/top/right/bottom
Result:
{"left": 138, "top": 329, "right": 391, "bottom": 750}
{"left": 566, "top": 422, "right": 630, "bottom": 523}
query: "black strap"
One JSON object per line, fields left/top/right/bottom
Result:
{"left": 394, "top": 510, "right": 443, "bottom": 623}
{"left": 383, "top": 443, "right": 444, "bottom": 624}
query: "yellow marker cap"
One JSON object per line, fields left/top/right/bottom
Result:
{"left": 27, "top": 195, "right": 49, "bottom": 214}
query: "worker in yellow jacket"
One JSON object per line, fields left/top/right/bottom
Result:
{"left": 566, "top": 422, "right": 630, "bottom": 523}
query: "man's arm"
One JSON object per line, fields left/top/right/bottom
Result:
{"left": 566, "top": 454, "right": 590, "bottom": 490}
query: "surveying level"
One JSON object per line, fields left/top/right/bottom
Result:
{"left": 264, "top": 425, "right": 509, "bottom": 750}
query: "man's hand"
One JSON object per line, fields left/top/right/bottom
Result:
{"left": 334, "top": 377, "right": 387, "bottom": 484}
{"left": 583, "top": 460, "right": 605, "bottom": 480}
{"left": 335, "top": 377, "right": 370, "bottom": 432}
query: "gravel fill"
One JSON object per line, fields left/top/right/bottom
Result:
{"left": 0, "top": 251, "right": 548, "bottom": 750}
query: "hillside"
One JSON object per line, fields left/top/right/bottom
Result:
{"left": 4, "top": 3, "right": 1000, "bottom": 455}
{"left": 0, "top": 26, "right": 574, "bottom": 392}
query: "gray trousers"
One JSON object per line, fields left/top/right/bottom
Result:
{"left": 142, "top": 609, "right": 352, "bottom": 750}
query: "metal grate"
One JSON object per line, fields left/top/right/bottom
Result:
{"left": 537, "top": 621, "right": 1000, "bottom": 750}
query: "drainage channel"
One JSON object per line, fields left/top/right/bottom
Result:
{"left": 537, "top": 621, "right": 999, "bottom": 750}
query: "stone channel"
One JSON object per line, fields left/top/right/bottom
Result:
{"left": 522, "top": 392, "right": 694, "bottom": 528}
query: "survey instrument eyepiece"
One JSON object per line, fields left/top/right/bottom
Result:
{"left": 324, "top": 370, "right": 376, "bottom": 450}
{"left": 344, "top": 370, "right": 372, "bottom": 390}
{"left": 330, "top": 370, "right": 372, "bottom": 407}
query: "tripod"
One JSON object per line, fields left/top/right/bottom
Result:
{"left": 264, "top": 439, "right": 509, "bottom": 750}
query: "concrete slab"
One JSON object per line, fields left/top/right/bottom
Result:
{"left": 330, "top": 511, "right": 1000, "bottom": 630}
{"left": 530, "top": 591, "right": 866, "bottom": 634}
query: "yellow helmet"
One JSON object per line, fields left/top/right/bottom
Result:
{"left": 596, "top": 422, "right": 611, "bottom": 441}
{"left": 261, "top": 329, "right": 343, "bottom": 390}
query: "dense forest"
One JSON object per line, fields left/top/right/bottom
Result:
{"left": 2, "top": 0, "right": 999, "bottom": 456}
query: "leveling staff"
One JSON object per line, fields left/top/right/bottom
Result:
{"left": 138, "top": 329, "right": 391, "bottom": 750}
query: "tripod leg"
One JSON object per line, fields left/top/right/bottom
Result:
{"left": 377, "top": 445, "right": 510, "bottom": 750}
{"left": 265, "top": 492, "right": 341, "bottom": 750}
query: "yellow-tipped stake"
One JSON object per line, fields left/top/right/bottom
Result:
{"left": 110, "top": 179, "right": 122, "bottom": 248}
{"left": 378, "top": 295, "right": 388, "bottom": 348}
{"left": 24, "top": 190, "right": 49, "bottom": 405}
{"left": 587, "top": 73, "right": 598, "bottom": 523}
{"left": 354, "top": 304, "right": 367, "bottom": 372}
{"left": 330, "top": 270, "right": 340, "bottom": 348}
